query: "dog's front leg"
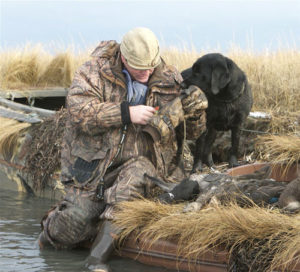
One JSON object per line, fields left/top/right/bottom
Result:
{"left": 229, "top": 126, "right": 241, "bottom": 168}
{"left": 202, "top": 127, "right": 217, "bottom": 168}
{"left": 192, "top": 132, "right": 206, "bottom": 173}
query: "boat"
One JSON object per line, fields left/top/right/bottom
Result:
{"left": 1, "top": 91, "right": 300, "bottom": 271}
{"left": 115, "top": 162, "right": 300, "bottom": 272}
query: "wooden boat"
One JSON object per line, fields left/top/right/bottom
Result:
{"left": 1, "top": 91, "right": 300, "bottom": 271}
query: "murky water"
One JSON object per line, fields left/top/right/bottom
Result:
{"left": 0, "top": 187, "right": 178, "bottom": 272}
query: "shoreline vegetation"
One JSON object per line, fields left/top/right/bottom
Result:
{"left": 0, "top": 43, "right": 299, "bottom": 113}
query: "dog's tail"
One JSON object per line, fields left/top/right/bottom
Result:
{"left": 144, "top": 173, "right": 177, "bottom": 192}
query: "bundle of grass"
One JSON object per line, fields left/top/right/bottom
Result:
{"left": 267, "top": 111, "right": 300, "bottom": 135}
{"left": 0, "top": 117, "right": 31, "bottom": 160}
{"left": 256, "top": 134, "right": 300, "bottom": 169}
{"left": 25, "top": 109, "right": 67, "bottom": 191}
{"left": 0, "top": 44, "right": 90, "bottom": 90}
{"left": 37, "top": 53, "right": 74, "bottom": 88}
{"left": 114, "top": 199, "right": 300, "bottom": 272}
{"left": 0, "top": 44, "right": 49, "bottom": 90}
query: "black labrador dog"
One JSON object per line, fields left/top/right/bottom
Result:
{"left": 181, "top": 53, "right": 253, "bottom": 172}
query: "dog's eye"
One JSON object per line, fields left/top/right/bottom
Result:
{"left": 192, "top": 65, "right": 201, "bottom": 74}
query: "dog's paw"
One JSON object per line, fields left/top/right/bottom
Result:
{"left": 191, "top": 161, "right": 203, "bottom": 173}
{"left": 228, "top": 155, "right": 240, "bottom": 168}
{"left": 183, "top": 202, "right": 202, "bottom": 213}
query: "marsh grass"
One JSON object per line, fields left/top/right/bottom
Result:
{"left": 0, "top": 44, "right": 89, "bottom": 90}
{"left": 114, "top": 199, "right": 300, "bottom": 271}
{"left": 256, "top": 134, "right": 300, "bottom": 168}
{"left": 0, "top": 117, "right": 30, "bottom": 160}
{"left": 1, "top": 44, "right": 300, "bottom": 113}
{"left": 228, "top": 49, "right": 300, "bottom": 113}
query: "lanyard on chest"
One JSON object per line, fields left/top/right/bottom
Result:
{"left": 107, "top": 125, "right": 128, "bottom": 168}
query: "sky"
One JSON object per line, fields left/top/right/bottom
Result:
{"left": 1, "top": 0, "right": 300, "bottom": 53}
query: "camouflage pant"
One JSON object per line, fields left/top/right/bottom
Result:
{"left": 39, "top": 187, "right": 105, "bottom": 249}
{"left": 101, "top": 156, "right": 156, "bottom": 219}
{"left": 39, "top": 156, "right": 156, "bottom": 248}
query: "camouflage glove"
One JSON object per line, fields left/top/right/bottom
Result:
{"left": 181, "top": 85, "right": 208, "bottom": 119}
{"left": 143, "top": 97, "right": 184, "bottom": 144}
{"left": 185, "top": 111, "right": 207, "bottom": 140}
{"left": 180, "top": 85, "right": 208, "bottom": 140}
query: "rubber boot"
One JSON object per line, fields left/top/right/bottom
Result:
{"left": 38, "top": 231, "right": 52, "bottom": 249}
{"left": 86, "top": 220, "right": 117, "bottom": 272}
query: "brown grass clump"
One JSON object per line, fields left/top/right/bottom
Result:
{"left": 25, "top": 109, "right": 67, "bottom": 191}
{"left": 0, "top": 44, "right": 90, "bottom": 90}
{"left": 267, "top": 111, "right": 300, "bottom": 135}
{"left": 37, "top": 53, "right": 73, "bottom": 88}
{"left": 0, "top": 45, "right": 46, "bottom": 90}
{"left": 256, "top": 134, "right": 300, "bottom": 168}
{"left": 114, "top": 199, "right": 300, "bottom": 271}
{"left": 0, "top": 117, "right": 31, "bottom": 160}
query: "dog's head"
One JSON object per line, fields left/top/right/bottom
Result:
{"left": 181, "top": 53, "right": 232, "bottom": 95}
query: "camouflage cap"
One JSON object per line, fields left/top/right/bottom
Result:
{"left": 120, "top": 27, "right": 161, "bottom": 70}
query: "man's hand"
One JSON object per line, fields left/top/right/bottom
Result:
{"left": 181, "top": 85, "right": 208, "bottom": 118}
{"left": 129, "top": 105, "right": 156, "bottom": 125}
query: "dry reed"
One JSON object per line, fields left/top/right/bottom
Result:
{"left": 114, "top": 199, "right": 300, "bottom": 271}
{"left": 1, "top": 44, "right": 300, "bottom": 114}
{"left": 256, "top": 134, "right": 300, "bottom": 168}
{"left": 0, "top": 44, "right": 89, "bottom": 90}
{"left": 0, "top": 117, "right": 31, "bottom": 160}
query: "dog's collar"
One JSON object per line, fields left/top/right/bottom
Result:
{"left": 211, "top": 81, "right": 245, "bottom": 104}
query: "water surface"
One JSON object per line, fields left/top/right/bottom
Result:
{"left": 0, "top": 187, "right": 178, "bottom": 272}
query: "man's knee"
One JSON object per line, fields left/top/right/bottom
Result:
{"left": 123, "top": 156, "right": 156, "bottom": 176}
{"left": 104, "top": 156, "right": 157, "bottom": 205}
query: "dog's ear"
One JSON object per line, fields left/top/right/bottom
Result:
{"left": 225, "top": 57, "right": 234, "bottom": 70}
{"left": 211, "top": 65, "right": 231, "bottom": 95}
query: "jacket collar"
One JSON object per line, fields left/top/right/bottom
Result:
{"left": 91, "top": 41, "right": 179, "bottom": 92}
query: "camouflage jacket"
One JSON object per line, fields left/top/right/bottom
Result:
{"left": 61, "top": 40, "right": 204, "bottom": 188}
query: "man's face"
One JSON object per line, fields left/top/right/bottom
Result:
{"left": 121, "top": 55, "right": 154, "bottom": 84}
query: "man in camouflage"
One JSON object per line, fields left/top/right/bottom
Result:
{"left": 38, "top": 27, "right": 207, "bottom": 272}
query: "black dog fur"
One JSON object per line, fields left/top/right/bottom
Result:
{"left": 181, "top": 53, "right": 253, "bottom": 172}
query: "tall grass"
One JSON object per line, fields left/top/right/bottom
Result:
{"left": 0, "top": 44, "right": 89, "bottom": 90}
{"left": 0, "top": 117, "right": 30, "bottom": 160}
{"left": 1, "top": 43, "right": 300, "bottom": 113}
